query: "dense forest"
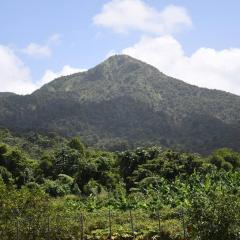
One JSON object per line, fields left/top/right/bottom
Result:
{"left": 0, "top": 128, "right": 240, "bottom": 240}
{"left": 1, "top": 55, "right": 240, "bottom": 154}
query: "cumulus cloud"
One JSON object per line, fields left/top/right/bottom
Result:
{"left": 0, "top": 45, "right": 84, "bottom": 94}
{"left": 122, "top": 36, "right": 240, "bottom": 95}
{"left": 93, "top": 0, "right": 192, "bottom": 34}
{"left": 0, "top": 45, "right": 36, "bottom": 94}
{"left": 40, "top": 65, "right": 86, "bottom": 85}
{"left": 22, "top": 34, "right": 61, "bottom": 58}
{"left": 22, "top": 43, "right": 52, "bottom": 58}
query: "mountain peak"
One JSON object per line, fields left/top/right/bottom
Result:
{"left": 1, "top": 54, "right": 240, "bottom": 153}
{"left": 37, "top": 53, "right": 172, "bottom": 112}
{"left": 104, "top": 54, "right": 141, "bottom": 64}
{"left": 105, "top": 54, "right": 133, "bottom": 61}
{"left": 37, "top": 55, "right": 164, "bottom": 96}
{"left": 101, "top": 54, "right": 159, "bottom": 72}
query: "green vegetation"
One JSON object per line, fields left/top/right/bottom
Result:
{"left": 0, "top": 129, "right": 240, "bottom": 239}
{"left": 1, "top": 55, "right": 240, "bottom": 154}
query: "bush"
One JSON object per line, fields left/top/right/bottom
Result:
{"left": 188, "top": 191, "right": 240, "bottom": 240}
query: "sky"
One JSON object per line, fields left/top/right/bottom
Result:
{"left": 1, "top": 0, "right": 240, "bottom": 95}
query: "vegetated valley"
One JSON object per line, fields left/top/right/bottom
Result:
{"left": 0, "top": 56, "right": 240, "bottom": 240}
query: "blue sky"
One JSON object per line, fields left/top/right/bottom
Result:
{"left": 1, "top": 0, "right": 240, "bottom": 95}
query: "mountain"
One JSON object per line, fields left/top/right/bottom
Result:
{"left": 0, "top": 92, "right": 16, "bottom": 98}
{"left": 1, "top": 55, "right": 240, "bottom": 153}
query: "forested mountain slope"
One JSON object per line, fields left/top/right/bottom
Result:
{"left": 0, "top": 55, "right": 240, "bottom": 153}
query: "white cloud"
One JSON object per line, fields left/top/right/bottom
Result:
{"left": 0, "top": 45, "right": 36, "bottom": 94}
{"left": 93, "top": 0, "right": 192, "bottom": 35}
{"left": 22, "top": 34, "right": 61, "bottom": 58}
{"left": 47, "top": 33, "right": 61, "bottom": 45}
{"left": 122, "top": 36, "right": 240, "bottom": 95}
{"left": 40, "top": 65, "right": 86, "bottom": 85}
{"left": 0, "top": 45, "right": 84, "bottom": 94}
{"left": 22, "top": 43, "right": 52, "bottom": 58}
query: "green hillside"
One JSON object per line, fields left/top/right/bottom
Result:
{"left": 1, "top": 55, "right": 240, "bottom": 153}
